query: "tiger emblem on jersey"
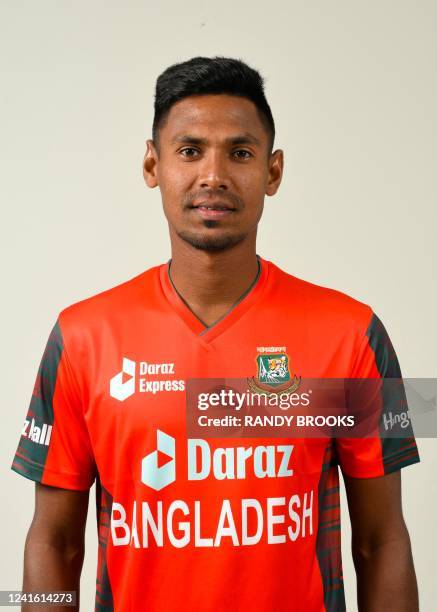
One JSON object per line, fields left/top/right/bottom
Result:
{"left": 266, "top": 356, "right": 288, "bottom": 382}
{"left": 247, "top": 352, "right": 301, "bottom": 395}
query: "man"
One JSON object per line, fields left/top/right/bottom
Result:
{"left": 12, "top": 56, "right": 420, "bottom": 611}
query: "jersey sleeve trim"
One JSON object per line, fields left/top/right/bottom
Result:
{"left": 339, "top": 442, "right": 420, "bottom": 478}
{"left": 11, "top": 454, "right": 94, "bottom": 490}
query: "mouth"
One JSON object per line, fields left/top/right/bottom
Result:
{"left": 189, "top": 201, "right": 236, "bottom": 220}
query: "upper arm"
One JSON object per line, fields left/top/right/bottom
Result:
{"left": 343, "top": 471, "right": 409, "bottom": 552}
{"left": 28, "top": 483, "right": 90, "bottom": 548}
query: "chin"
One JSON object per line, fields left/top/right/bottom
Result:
{"left": 176, "top": 229, "right": 247, "bottom": 252}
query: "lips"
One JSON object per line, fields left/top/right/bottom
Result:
{"left": 189, "top": 200, "right": 236, "bottom": 220}
{"left": 191, "top": 201, "right": 235, "bottom": 211}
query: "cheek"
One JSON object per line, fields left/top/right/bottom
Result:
{"left": 159, "top": 168, "right": 190, "bottom": 203}
{"left": 238, "top": 173, "right": 267, "bottom": 210}
{"left": 237, "top": 165, "right": 268, "bottom": 193}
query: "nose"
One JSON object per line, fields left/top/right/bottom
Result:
{"left": 198, "top": 151, "right": 230, "bottom": 191}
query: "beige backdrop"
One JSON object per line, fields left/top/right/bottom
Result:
{"left": 1, "top": 1, "right": 436, "bottom": 610}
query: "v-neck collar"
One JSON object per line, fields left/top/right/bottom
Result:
{"left": 159, "top": 255, "right": 270, "bottom": 344}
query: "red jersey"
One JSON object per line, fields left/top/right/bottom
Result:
{"left": 11, "top": 257, "right": 420, "bottom": 611}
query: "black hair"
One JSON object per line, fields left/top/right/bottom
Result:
{"left": 152, "top": 56, "right": 275, "bottom": 152}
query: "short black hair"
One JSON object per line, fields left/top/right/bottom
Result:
{"left": 152, "top": 56, "right": 275, "bottom": 152}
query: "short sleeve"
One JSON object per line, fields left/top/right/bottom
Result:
{"left": 335, "top": 311, "right": 420, "bottom": 478}
{"left": 11, "top": 317, "right": 96, "bottom": 490}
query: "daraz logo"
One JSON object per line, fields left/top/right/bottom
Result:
{"left": 140, "top": 430, "right": 294, "bottom": 491}
{"left": 110, "top": 358, "right": 136, "bottom": 401}
{"left": 141, "top": 430, "right": 176, "bottom": 490}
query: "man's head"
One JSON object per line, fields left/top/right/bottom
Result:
{"left": 143, "top": 56, "right": 283, "bottom": 253}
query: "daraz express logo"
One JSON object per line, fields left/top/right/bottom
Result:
{"left": 141, "top": 429, "right": 293, "bottom": 491}
{"left": 110, "top": 357, "right": 185, "bottom": 402}
{"left": 110, "top": 358, "right": 136, "bottom": 401}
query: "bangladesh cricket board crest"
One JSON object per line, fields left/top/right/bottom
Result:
{"left": 248, "top": 352, "right": 301, "bottom": 395}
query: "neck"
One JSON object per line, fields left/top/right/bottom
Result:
{"left": 167, "top": 232, "right": 260, "bottom": 326}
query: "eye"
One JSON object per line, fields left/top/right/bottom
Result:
{"left": 233, "top": 149, "right": 253, "bottom": 160}
{"left": 179, "top": 147, "right": 199, "bottom": 158}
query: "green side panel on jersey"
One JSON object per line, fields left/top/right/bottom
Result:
{"left": 95, "top": 475, "right": 114, "bottom": 611}
{"left": 316, "top": 441, "right": 346, "bottom": 612}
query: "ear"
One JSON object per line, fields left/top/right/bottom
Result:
{"left": 265, "top": 149, "right": 284, "bottom": 196}
{"left": 143, "top": 139, "right": 159, "bottom": 188}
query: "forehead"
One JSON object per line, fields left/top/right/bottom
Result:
{"left": 160, "top": 94, "right": 268, "bottom": 142}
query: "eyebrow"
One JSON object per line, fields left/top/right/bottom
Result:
{"left": 170, "top": 132, "right": 261, "bottom": 146}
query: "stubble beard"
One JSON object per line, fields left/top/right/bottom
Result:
{"left": 176, "top": 220, "right": 248, "bottom": 252}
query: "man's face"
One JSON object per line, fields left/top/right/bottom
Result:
{"left": 143, "top": 94, "right": 283, "bottom": 252}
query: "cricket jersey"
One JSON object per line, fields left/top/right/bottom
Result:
{"left": 11, "top": 256, "right": 420, "bottom": 611}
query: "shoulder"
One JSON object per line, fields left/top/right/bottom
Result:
{"left": 56, "top": 263, "right": 163, "bottom": 343}
{"left": 266, "top": 258, "right": 374, "bottom": 337}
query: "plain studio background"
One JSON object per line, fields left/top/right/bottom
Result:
{"left": 1, "top": 1, "right": 435, "bottom": 610}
